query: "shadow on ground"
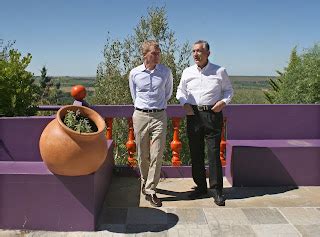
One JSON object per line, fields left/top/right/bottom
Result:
{"left": 98, "top": 207, "right": 179, "bottom": 233}
{"left": 97, "top": 175, "right": 179, "bottom": 234}
{"left": 224, "top": 186, "right": 298, "bottom": 200}
{"left": 157, "top": 186, "right": 298, "bottom": 202}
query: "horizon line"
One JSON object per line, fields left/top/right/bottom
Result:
{"left": 32, "top": 74, "right": 277, "bottom": 78}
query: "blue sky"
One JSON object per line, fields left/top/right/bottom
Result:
{"left": 1, "top": 0, "right": 319, "bottom": 76}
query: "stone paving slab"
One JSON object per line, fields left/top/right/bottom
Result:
{"left": 242, "top": 208, "right": 288, "bottom": 225}
{"left": 251, "top": 224, "right": 300, "bottom": 237}
{"left": 165, "top": 208, "right": 207, "bottom": 225}
{"left": 2, "top": 177, "right": 320, "bottom": 236}
{"left": 295, "top": 224, "right": 320, "bottom": 237}
{"left": 279, "top": 207, "right": 320, "bottom": 225}
{"left": 203, "top": 208, "right": 250, "bottom": 225}
{"left": 8, "top": 207, "right": 317, "bottom": 236}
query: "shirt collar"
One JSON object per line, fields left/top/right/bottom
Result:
{"left": 138, "top": 63, "right": 159, "bottom": 72}
{"left": 196, "top": 60, "right": 210, "bottom": 72}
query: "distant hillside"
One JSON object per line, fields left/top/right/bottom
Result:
{"left": 33, "top": 76, "right": 96, "bottom": 92}
{"left": 32, "top": 75, "right": 274, "bottom": 104}
{"left": 32, "top": 75, "right": 274, "bottom": 93}
{"left": 229, "top": 75, "right": 275, "bottom": 82}
{"left": 33, "top": 75, "right": 274, "bottom": 84}
{"left": 229, "top": 76, "right": 274, "bottom": 90}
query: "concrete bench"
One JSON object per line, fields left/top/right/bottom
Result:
{"left": 223, "top": 105, "right": 320, "bottom": 187}
{"left": 0, "top": 116, "right": 114, "bottom": 231}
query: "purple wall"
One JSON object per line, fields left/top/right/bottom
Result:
{"left": 223, "top": 105, "right": 320, "bottom": 140}
{"left": 226, "top": 140, "right": 320, "bottom": 186}
{"left": 2, "top": 104, "right": 319, "bottom": 165}
{"left": 0, "top": 141, "right": 114, "bottom": 231}
{"left": 222, "top": 105, "right": 320, "bottom": 187}
{"left": 0, "top": 114, "right": 115, "bottom": 231}
{"left": 0, "top": 116, "right": 54, "bottom": 161}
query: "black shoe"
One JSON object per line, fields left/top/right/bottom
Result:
{"left": 141, "top": 183, "right": 146, "bottom": 195}
{"left": 212, "top": 190, "right": 225, "bottom": 206}
{"left": 188, "top": 188, "right": 207, "bottom": 199}
{"left": 145, "top": 194, "right": 162, "bottom": 207}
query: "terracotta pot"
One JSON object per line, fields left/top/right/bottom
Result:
{"left": 39, "top": 105, "right": 108, "bottom": 176}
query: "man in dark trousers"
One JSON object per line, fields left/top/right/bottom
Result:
{"left": 176, "top": 40, "right": 233, "bottom": 206}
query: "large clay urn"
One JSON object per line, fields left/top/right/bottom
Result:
{"left": 39, "top": 105, "right": 108, "bottom": 176}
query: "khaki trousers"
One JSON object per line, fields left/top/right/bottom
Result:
{"left": 132, "top": 110, "right": 167, "bottom": 195}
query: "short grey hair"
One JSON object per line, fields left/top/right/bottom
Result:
{"left": 194, "top": 40, "right": 210, "bottom": 51}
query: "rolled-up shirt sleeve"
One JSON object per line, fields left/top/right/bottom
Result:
{"left": 220, "top": 68, "right": 233, "bottom": 104}
{"left": 176, "top": 70, "right": 188, "bottom": 105}
{"left": 165, "top": 70, "right": 173, "bottom": 101}
{"left": 128, "top": 71, "right": 136, "bottom": 103}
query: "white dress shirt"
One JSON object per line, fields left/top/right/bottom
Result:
{"left": 176, "top": 61, "right": 233, "bottom": 106}
{"left": 129, "top": 63, "right": 173, "bottom": 109}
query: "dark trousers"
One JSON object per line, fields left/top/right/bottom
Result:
{"left": 186, "top": 110, "right": 223, "bottom": 192}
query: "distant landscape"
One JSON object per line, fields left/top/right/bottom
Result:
{"left": 33, "top": 75, "right": 274, "bottom": 104}
{"left": 230, "top": 76, "right": 274, "bottom": 104}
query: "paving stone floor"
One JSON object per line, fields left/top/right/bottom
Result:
{"left": 2, "top": 176, "right": 320, "bottom": 236}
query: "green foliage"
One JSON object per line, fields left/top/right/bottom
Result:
{"left": 231, "top": 76, "right": 270, "bottom": 104}
{"left": 40, "top": 66, "right": 51, "bottom": 89}
{"left": 0, "top": 39, "right": 15, "bottom": 61}
{"left": 0, "top": 49, "right": 39, "bottom": 116}
{"left": 265, "top": 43, "right": 320, "bottom": 104}
{"left": 63, "top": 109, "right": 97, "bottom": 133}
{"left": 232, "top": 89, "right": 268, "bottom": 104}
{"left": 38, "top": 66, "right": 64, "bottom": 105}
{"left": 93, "top": 7, "right": 191, "bottom": 165}
{"left": 93, "top": 6, "right": 190, "bottom": 105}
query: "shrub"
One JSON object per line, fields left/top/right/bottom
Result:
{"left": 63, "top": 109, "right": 98, "bottom": 133}
{"left": 0, "top": 49, "right": 39, "bottom": 116}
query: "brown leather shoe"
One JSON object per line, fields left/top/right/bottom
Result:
{"left": 145, "top": 194, "right": 162, "bottom": 207}
{"left": 141, "top": 183, "right": 146, "bottom": 195}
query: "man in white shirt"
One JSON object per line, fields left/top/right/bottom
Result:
{"left": 176, "top": 40, "right": 233, "bottom": 206}
{"left": 129, "top": 40, "right": 173, "bottom": 207}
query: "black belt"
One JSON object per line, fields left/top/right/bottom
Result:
{"left": 135, "top": 108, "right": 165, "bottom": 113}
{"left": 192, "top": 105, "right": 214, "bottom": 112}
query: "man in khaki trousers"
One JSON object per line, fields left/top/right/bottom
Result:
{"left": 129, "top": 40, "right": 173, "bottom": 207}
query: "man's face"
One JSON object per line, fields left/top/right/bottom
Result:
{"left": 192, "top": 43, "right": 210, "bottom": 67}
{"left": 144, "top": 46, "right": 161, "bottom": 65}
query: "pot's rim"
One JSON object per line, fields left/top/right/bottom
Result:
{"left": 57, "top": 105, "right": 106, "bottom": 136}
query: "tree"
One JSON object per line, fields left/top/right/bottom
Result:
{"left": 265, "top": 43, "right": 320, "bottom": 104}
{"left": 0, "top": 39, "right": 15, "bottom": 61}
{"left": 93, "top": 7, "right": 190, "bottom": 105}
{"left": 38, "top": 66, "right": 64, "bottom": 105}
{"left": 0, "top": 49, "right": 39, "bottom": 116}
{"left": 93, "top": 7, "right": 191, "bottom": 164}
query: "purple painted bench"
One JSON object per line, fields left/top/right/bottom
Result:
{"left": 223, "top": 105, "right": 320, "bottom": 186}
{"left": 0, "top": 116, "right": 114, "bottom": 231}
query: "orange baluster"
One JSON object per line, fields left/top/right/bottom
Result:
{"left": 126, "top": 118, "right": 137, "bottom": 167}
{"left": 220, "top": 117, "right": 227, "bottom": 166}
{"left": 105, "top": 118, "right": 113, "bottom": 140}
{"left": 170, "top": 117, "right": 182, "bottom": 166}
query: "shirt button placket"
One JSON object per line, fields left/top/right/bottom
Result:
{"left": 199, "top": 70, "right": 203, "bottom": 105}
